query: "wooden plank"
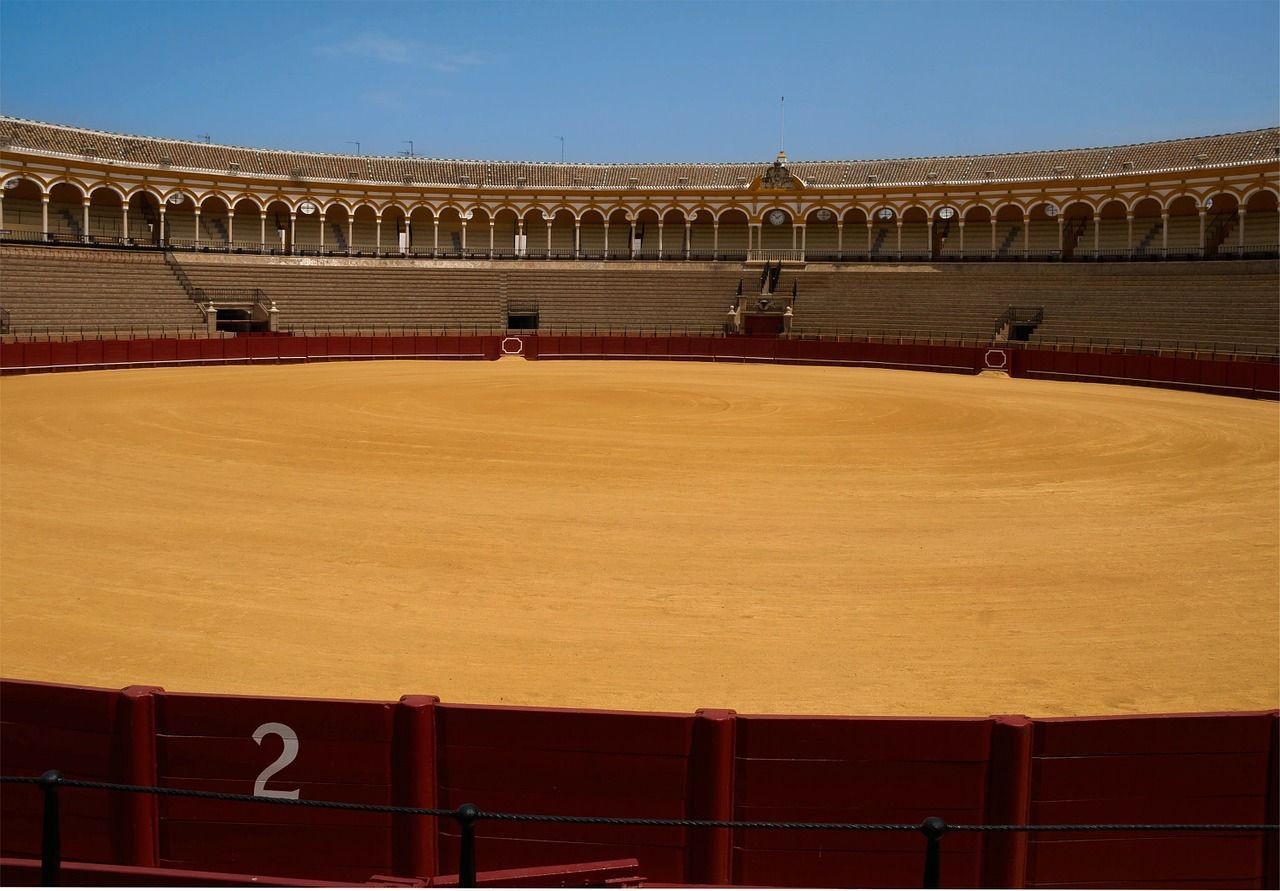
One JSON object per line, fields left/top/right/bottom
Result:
{"left": 1033, "top": 713, "right": 1274, "bottom": 756}
{"left": 1032, "top": 752, "right": 1269, "bottom": 800}
{"left": 736, "top": 716, "right": 992, "bottom": 761}
{"left": 735, "top": 758, "right": 989, "bottom": 809}
{"left": 437, "top": 704, "right": 691, "bottom": 754}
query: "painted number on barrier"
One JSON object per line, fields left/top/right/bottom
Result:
{"left": 252, "top": 721, "right": 301, "bottom": 799}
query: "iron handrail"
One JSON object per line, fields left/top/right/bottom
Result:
{"left": 4, "top": 772, "right": 1276, "bottom": 889}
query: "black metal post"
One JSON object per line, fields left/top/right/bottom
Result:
{"left": 920, "top": 816, "right": 946, "bottom": 889}
{"left": 455, "top": 803, "right": 479, "bottom": 887}
{"left": 38, "top": 770, "right": 63, "bottom": 887}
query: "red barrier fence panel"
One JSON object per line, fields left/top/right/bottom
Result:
{"left": 153, "top": 692, "right": 398, "bottom": 882}
{"left": 152, "top": 340, "right": 178, "bottom": 363}
{"left": 0, "top": 680, "right": 159, "bottom": 866}
{"left": 731, "top": 716, "right": 992, "bottom": 888}
{"left": 1225, "top": 360, "right": 1254, "bottom": 393}
{"left": 75, "top": 340, "right": 105, "bottom": 366}
{"left": 173, "top": 340, "right": 201, "bottom": 363}
{"left": 0, "top": 342, "right": 24, "bottom": 369}
{"left": 102, "top": 340, "right": 130, "bottom": 365}
{"left": 1256, "top": 361, "right": 1280, "bottom": 398}
{"left": 276, "top": 336, "right": 305, "bottom": 360}
{"left": 126, "top": 340, "right": 154, "bottom": 365}
{"left": 51, "top": 341, "right": 78, "bottom": 367}
{"left": 1025, "top": 712, "right": 1277, "bottom": 888}
{"left": 435, "top": 704, "right": 695, "bottom": 884}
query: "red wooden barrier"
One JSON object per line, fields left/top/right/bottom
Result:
{"left": 153, "top": 692, "right": 397, "bottom": 882}
{"left": 731, "top": 716, "right": 992, "bottom": 888}
{"left": 1024, "top": 711, "right": 1275, "bottom": 888}
{"left": 0, "top": 681, "right": 158, "bottom": 866}
{"left": 434, "top": 704, "right": 695, "bottom": 883}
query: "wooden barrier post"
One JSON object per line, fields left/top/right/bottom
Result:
{"left": 392, "top": 695, "right": 439, "bottom": 879}
{"left": 981, "top": 715, "right": 1033, "bottom": 888}
{"left": 117, "top": 686, "right": 162, "bottom": 868}
{"left": 1265, "top": 712, "right": 1279, "bottom": 890}
{"left": 686, "top": 708, "right": 736, "bottom": 885}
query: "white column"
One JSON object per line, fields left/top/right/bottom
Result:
{"left": 433, "top": 218, "right": 439, "bottom": 256}
{"left": 460, "top": 220, "right": 467, "bottom": 254}
{"left": 836, "top": 221, "right": 843, "bottom": 259}
{"left": 194, "top": 207, "right": 201, "bottom": 246}
{"left": 866, "top": 221, "right": 873, "bottom": 255}
{"left": 657, "top": 221, "right": 664, "bottom": 259}
{"left": 1237, "top": 208, "right": 1246, "bottom": 252}
{"left": 318, "top": 214, "right": 324, "bottom": 253}
{"left": 603, "top": 219, "right": 610, "bottom": 258}
{"left": 1161, "top": 212, "right": 1168, "bottom": 254}
{"left": 684, "top": 221, "right": 691, "bottom": 259}
{"left": 288, "top": 213, "right": 296, "bottom": 255}
{"left": 629, "top": 222, "right": 637, "bottom": 259}
{"left": 713, "top": 221, "right": 720, "bottom": 259}
{"left": 375, "top": 216, "right": 382, "bottom": 256}
{"left": 82, "top": 199, "right": 91, "bottom": 244}
{"left": 545, "top": 216, "right": 552, "bottom": 256}
{"left": 1126, "top": 214, "right": 1133, "bottom": 256}
{"left": 1093, "top": 214, "right": 1100, "bottom": 257}
{"left": 42, "top": 195, "right": 50, "bottom": 241}
{"left": 157, "top": 204, "right": 165, "bottom": 246}
{"left": 574, "top": 220, "right": 581, "bottom": 259}
{"left": 227, "top": 211, "right": 234, "bottom": 247}
{"left": 1198, "top": 209, "right": 1206, "bottom": 255}
{"left": 347, "top": 216, "right": 354, "bottom": 255}
{"left": 259, "top": 212, "right": 266, "bottom": 253}
{"left": 121, "top": 203, "right": 128, "bottom": 244}
{"left": 489, "top": 220, "right": 495, "bottom": 259}
{"left": 895, "top": 220, "right": 902, "bottom": 258}
{"left": 1054, "top": 216, "right": 1060, "bottom": 257}
{"left": 927, "top": 219, "right": 934, "bottom": 258}
{"left": 958, "top": 221, "right": 965, "bottom": 257}
{"left": 990, "top": 219, "right": 996, "bottom": 255}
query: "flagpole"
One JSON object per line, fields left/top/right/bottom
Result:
{"left": 780, "top": 96, "right": 785, "bottom": 154}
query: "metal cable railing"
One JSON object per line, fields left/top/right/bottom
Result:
{"left": 3, "top": 773, "right": 1275, "bottom": 889}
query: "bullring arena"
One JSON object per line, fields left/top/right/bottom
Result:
{"left": 1, "top": 116, "right": 1278, "bottom": 889}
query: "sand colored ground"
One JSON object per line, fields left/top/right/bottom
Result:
{"left": 1, "top": 360, "right": 1276, "bottom": 717}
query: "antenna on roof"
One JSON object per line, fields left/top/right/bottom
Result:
{"left": 197, "top": 133, "right": 210, "bottom": 144}
{"left": 401, "top": 140, "right": 415, "bottom": 158}
{"left": 780, "top": 96, "right": 784, "bottom": 154}
{"left": 347, "top": 141, "right": 361, "bottom": 156}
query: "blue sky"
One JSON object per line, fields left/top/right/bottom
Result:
{"left": 1, "top": 0, "right": 1276, "bottom": 163}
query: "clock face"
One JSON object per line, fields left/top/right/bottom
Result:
{"left": 167, "top": 193, "right": 186, "bottom": 205}
{"left": 767, "top": 209, "right": 787, "bottom": 226}
{"left": 938, "top": 207, "right": 955, "bottom": 220}
{"left": 877, "top": 208, "right": 894, "bottom": 220}
{"left": 815, "top": 209, "right": 833, "bottom": 222}
{"left": 1044, "top": 204, "right": 1058, "bottom": 217}
{"left": 298, "top": 202, "right": 318, "bottom": 215}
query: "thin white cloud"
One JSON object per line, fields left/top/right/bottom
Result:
{"left": 315, "top": 33, "right": 418, "bottom": 65}
{"left": 429, "top": 51, "right": 491, "bottom": 73}
{"left": 314, "top": 34, "right": 494, "bottom": 73}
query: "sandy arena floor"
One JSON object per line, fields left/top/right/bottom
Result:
{"left": 1, "top": 360, "right": 1276, "bottom": 717}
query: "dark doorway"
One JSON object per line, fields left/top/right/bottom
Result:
{"left": 743, "top": 314, "right": 784, "bottom": 337}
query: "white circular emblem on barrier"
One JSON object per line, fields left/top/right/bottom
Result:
{"left": 984, "top": 349, "right": 1008, "bottom": 369}
{"left": 501, "top": 336, "right": 523, "bottom": 355}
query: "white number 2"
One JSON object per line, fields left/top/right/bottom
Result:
{"left": 252, "top": 722, "right": 300, "bottom": 799}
